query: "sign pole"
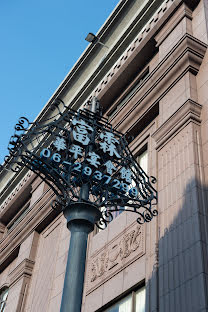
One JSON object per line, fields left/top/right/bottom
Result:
{"left": 60, "top": 203, "right": 101, "bottom": 312}
{"left": 60, "top": 98, "right": 101, "bottom": 312}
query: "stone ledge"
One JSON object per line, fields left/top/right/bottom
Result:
{"left": 155, "top": 2, "right": 193, "bottom": 46}
{"left": 9, "top": 258, "right": 35, "bottom": 287}
{"left": 109, "top": 34, "right": 207, "bottom": 134}
{"left": 92, "top": 0, "right": 178, "bottom": 101}
{"left": 92, "top": 0, "right": 200, "bottom": 104}
{"left": 0, "top": 171, "right": 35, "bottom": 215}
{"left": 152, "top": 99, "right": 202, "bottom": 149}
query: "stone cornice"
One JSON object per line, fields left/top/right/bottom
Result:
{"left": 91, "top": 0, "right": 200, "bottom": 103}
{"left": 9, "top": 259, "right": 35, "bottom": 287}
{"left": 108, "top": 34, "right": 207, "bottom": 134}
{"left": 0, "top": 223, "right": 5, "bottom": 240}
{"left": 0, "top": 171, "right": 35, "bottom": 215}
{"left": 29, "top": 0, "right": 165, "bottom": 122}
{"left": 155, "top": 2, "right": 193, "bottom": 46}
{"left": 106, "top": 1, "right": 192, "bottom": 119}
{"left": 0, "top": 222, "right": 5, "bottom": 232}
{"left": 92, "top": 0, "right": 178, "bottom": 101}
{"left": 152, "top": 99, "right": 202, "bottom": 150}
{"left": 31, "top": 176, "right": 45, "bottom": 193}
{"left": 17, "top": 0, "right": 199, "bottom": 124}
{"left": 0, "top": 282, "right": 9, "bottom": 290}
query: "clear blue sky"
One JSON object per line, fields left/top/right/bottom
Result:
{"left": 0, "top": 0, "right": 119, "bottom": 164}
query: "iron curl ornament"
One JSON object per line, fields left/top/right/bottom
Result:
{"left": 3, "top": 98, "right": 158, "bottom": 229}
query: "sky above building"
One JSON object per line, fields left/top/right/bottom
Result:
{"left": 0, "top": 0, "right": 119, "bottom": 164}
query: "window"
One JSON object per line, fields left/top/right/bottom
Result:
{"left": 103, "top": 286, "right": 145, "bottom": 312}
{"left": 137, "top": 148, "right": 148, "bottom": 174}
{"left": 108, "top": 68, "right": 149, "bottom": 119}
{"left": 0, "top": 288, "right": 9, "bottom": 312}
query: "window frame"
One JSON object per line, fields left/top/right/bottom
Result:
{"left": 0, "top": 287, "right": 9, "bottom": 312}
{"left": 100, "top": 284, "right": 145, "bottom": 312}
{"left": 107, "top": 67, "right": 150, "bottom": 120}
{"left": 137, "top": 144, "right": 148, "bottom": 174}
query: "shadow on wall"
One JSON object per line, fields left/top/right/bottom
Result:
{"left": 146, "top": 179, "right": 208, "bottom": 312}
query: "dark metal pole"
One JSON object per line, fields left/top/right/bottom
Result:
{"left": 60, "top": 221, "right": 91, "bottom": 311}
{"left": 60, "top": 97, "right": 101, "bottom": 311}
{"left": 60, "top": 203, "right": 101, "bottom": 312}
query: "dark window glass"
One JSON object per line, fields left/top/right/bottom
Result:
{"left": 103, "top": 286, "right": 145, "bottom": 312}
{"left": 0, "top": 288, "right": 9, "bottom": 312}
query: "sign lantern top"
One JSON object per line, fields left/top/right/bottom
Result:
{"left": 3, "top": 98, "right": 157, "bottom": 229}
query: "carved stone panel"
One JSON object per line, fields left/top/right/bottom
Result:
{"left": 86, "top": 222, "right": 145, "bottom": 294}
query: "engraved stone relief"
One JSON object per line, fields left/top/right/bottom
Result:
{"left": 87, "top": 222, "right": 145, "bottom": 294}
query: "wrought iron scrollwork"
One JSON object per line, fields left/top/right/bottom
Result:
{"left": 96, "top": 209, "right": 114, "bottom": 230}
{"left": 3, "top": 97, "right": 158, "bottom": 229}
{"left": 14, "top": 117, "right": 30, "bottom": 131}
{"left": 150, "top": 176, "right": 157, "bottom": 184}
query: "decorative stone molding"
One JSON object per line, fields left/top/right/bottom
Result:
{"left": 0, "top": 283, "right": 9, "bottom": 290}
{"left": 6, "top": 259, "right": 35, "bottom": 312}
{"left": 90, "top": 0, "right": 200, "bottom": 101}
{"left": 155, "top": 2, "right": 193, "bottom": 46}
{"left": 108, "top": 34, "right": 207, "bottom": 134}
{"left": 91, "top": 0, "right": 176, "bottom": 99}
{"left": 31, "top": 176, "right": 45, "bottom": 193}
{"left": 86, "top": 222, "right": 145, "bottom": 295}
{"left": 0, "top": 222, "right": 5, "bottom": 240}
{"left": 9, "top": 259, "right": 35, "bottom": 287}
{"left": 0, "top": 171, "right": 34, "bottom": 213}
{"left": 0, "top": 189, "right": 55, "bottom": 268}
{"left": 152, "top": 99, "right": 202, "bottom": 150}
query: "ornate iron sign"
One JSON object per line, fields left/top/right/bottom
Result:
{"left": 3, "top": 98, "right": 157, "bottom": 228}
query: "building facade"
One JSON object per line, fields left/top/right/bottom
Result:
{"left": 1, "top": 0, "right": 208, "bottom": 311}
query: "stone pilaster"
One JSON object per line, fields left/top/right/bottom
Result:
{"left": 152, "top": 97, "right": 208, "bottom": 311}
{"left": 5, "top": 231, "right": 39, "bottom": 312}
